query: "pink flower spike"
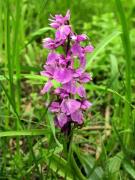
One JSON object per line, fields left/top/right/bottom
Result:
{"left": 40, "top": 10, "right": 94, "bottom": 131}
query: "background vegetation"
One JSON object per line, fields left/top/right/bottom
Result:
{"left": 0, "top": 0, "right": 135, "bottom": 179}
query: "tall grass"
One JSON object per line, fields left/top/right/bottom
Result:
{"left": 12, "top": 0, "right": 21, "bottom": 115}
{"left": 115, "top": 0, "right": 132, "bottom": 147}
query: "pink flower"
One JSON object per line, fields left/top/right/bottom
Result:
{"left": 41, "top": 10, "right": 94, "bottom": 131}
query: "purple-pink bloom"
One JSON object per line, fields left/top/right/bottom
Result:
{"left": 62, "top": 80, "right": 76, "bottom": 94}
{"left": 40, "top": 65, "right": 55, "bottom": 78}
{"left": 71, "top": 43, "right": 83, "bottom": 57}
{"left": 41, "top": 10, "right": 93, "bottom": 132}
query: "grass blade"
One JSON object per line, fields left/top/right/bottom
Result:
{"left": 0, "top": 129, "right": 48, "bottom": 137}
{"left": 86, "top": 31, "right": 121, "bottom": 70}
{"left": 115, "top": 0, "right": 132, "bottom": 147}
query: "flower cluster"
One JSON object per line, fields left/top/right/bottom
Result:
{"left": 41, "top": 10, "right": 94, "bottom": 132}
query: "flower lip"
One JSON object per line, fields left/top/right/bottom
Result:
{"left": 53, "top": 67, "right": 73, "bottom": 84}
{"left": 61, "top": 99, "right": 81, "bottom": 115}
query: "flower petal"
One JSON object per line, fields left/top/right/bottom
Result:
{"left": 79, "top": 73, "right": 91, "bottom": 83}
{"left": 55, "top": 25, "right": 71, "bottom": 40}
{"left": 63, "top": 81, "right": 77, "bottom": 94}
{"left": 84, "top": 45, "right": 94, "bottom": 53}
{"left": 54, "top": 67, "right": 73, "bottom": 84}
{"left": 40, "top": 81, "right": 53, "bottom": 94}
{"left": 46, "top": 52, "right": 59, "bottom": 65}
{"left": 61, "top": 99, "right": 81, "bottom": 115}
{"left": 77, "top": 86, "right": 86, "bottom": 98}
{"left": 81, "top": 100, "right": 92, "bottom": 110}
{"left": 42, "top": 38, "right": 55, "bottom": 49}
{"left": 49, "top": 102, "right": 60, "bottom": 112}
{"left": 57, "top": 113, "right": 68, "bottom": 128}
{"left": 71, "top": 110, "right": 83, "bottom": 124}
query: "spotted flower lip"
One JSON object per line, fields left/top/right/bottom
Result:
{"left": 41, "top": 10, "right": 94, "bottom": 131}
{"left": 61, "top": 99, "right": 81, "bottom": 115}
{"left": 42, "top": 38, "right": 55, "bottom": 49}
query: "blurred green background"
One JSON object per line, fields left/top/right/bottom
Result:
{"left": 0, "top": 0, "right": 135, "bottom": 179}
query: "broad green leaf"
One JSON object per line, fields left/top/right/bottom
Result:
{"left": 73, "top": 146, "right": 103, "bottom": 180}
{"left": 123, "top": 161, "right": 135, "bottom": 179}
{"left": 108, "top": 152, "right": 123, "bottom": 180}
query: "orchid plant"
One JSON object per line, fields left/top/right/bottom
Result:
{"left": 41, "top": 10, "right": 94, "bottom": 133}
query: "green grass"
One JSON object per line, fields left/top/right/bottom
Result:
{"left": 115, "top": 0, "right": 132, "bottom": 147}
{"left": 0, "top": 0, "right": 135, "bottom": 179}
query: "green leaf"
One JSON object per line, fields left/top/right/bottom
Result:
{"left": 48, "top": 113, "right": 63, "bottom": 148}
{"left": 25, "top": 27, "right": 54, "bottom": 46}
{"left": 85, "top": 84, "right": 135, "bottom": 109}
{"left": 108, "top": 152, "right": 123, "bottom": 180}
{"left": 73, "top": 146, "right": 103, "bottom": 180}
{"left": 48, "top": 153, "right": 73, "bottom": 180}
{"left": 86, "top": 31, "right": 121, "bottom": 69}
{"left": 123, "top": 161, "right": 135, "bottom": 179}
{"left": 0, "top": 129, "right": 49, "bottom": 137}
{"left": 69, "top": 151, "right": 86, "bottom": 180}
